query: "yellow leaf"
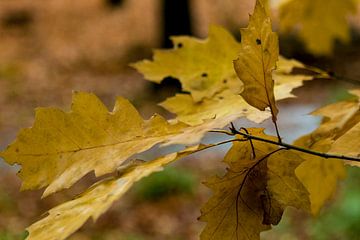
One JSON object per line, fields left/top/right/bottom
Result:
{"left": 132, "top": 25, "right": 242, "bottom": 101}
{"left": 272, "top": 57, "right": 329, "bottom": 99}
{"left": 292, "top": 90, "right": 360, "bottom": 213}
{"left": 329, "top": 122, "right": 360, "bottom": 165}
{"left": 306, "top": 89, "right": 360, "bottom": 143}
{"left": 233, "top": 0, "right": 279, "bottom": 120}
{"left": 160, "top": 56, "right": 322, "bottom": 126}
{"left": 200, "top": 129, "right": 309, "bottom": 240}
{"left": 26, "top": 145, "right": 205, "bottom": 240}
{"left": 279, "top": 0, "right": 357, "bottom": 55}
{"left": 160, "top": 90, "right": 271, "bottom": 126}
{"left": 294, "top": 138, "right": 346, "bottom": 215}
{"left": 0, "top": 92, "right": 187, "bottom": 197}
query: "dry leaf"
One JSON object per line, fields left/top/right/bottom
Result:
{"left": 26, "top": 145, "right": 205, "bottom": 240}
{"left": 200, "top": 129, "right": 309, "bottom": 240}
{"left": 234, "top": 0, "right": 279, "bottom": 120}
{"left": 132, "top": 25, "right": 242, "bottom": 101}
{"left": 0, "top": 92, "right": 186, "bottom": 196}
{"left": 280, "top": 0, "right": 357, "bottom": 55}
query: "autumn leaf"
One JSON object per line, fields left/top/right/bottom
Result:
{"left": 26, "top": 145, "right": 205, "bottom": 240}
{"left": 294, "top": 138, "right": 346, "bottom": 215}
{"left": 160, "top": 90, "right": 271, "bottom": 126}
{"left": 329, "top": 122, "right": 360, "bottom": 165}
{"left": 326, "top": 89, "right": 360, "bottom": 164}
{"left": 233, "top": 0, "right": 279, "bottom": 121}
{"left": 200, "top": 129, "right": 310, "bottom": 240}
{"left": 161, "top": 57, "right": 325, "bottom": 126}
{"left": 279, "top": 0, "right": 357, "bottom": 55}
{"left": 0, "top": 92, "right": 188, "bottom": 197}
{"left": 272, "top": 56, "right": 329, "bottom": 99}
{"left": 132, "top": 25, "right": 242, "bottom": 101}
{"left": 291, "top": 89, "right": 360, "bottom": 214}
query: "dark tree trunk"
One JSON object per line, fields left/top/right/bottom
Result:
{"left": 162, "top": 0, "right": 192, "bottom": 48}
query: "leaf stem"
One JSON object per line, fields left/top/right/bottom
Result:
{"left": 272, "top": 119, "right": 282, "bottom": 143}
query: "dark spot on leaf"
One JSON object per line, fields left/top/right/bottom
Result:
{"left": 218, "top": 96, "right": 224, "bottom": 100}
{"left": 242, "top": 109, "right": 248, "bottom": 112}
{"left": 15, "top": 148, "right": 19, "bottom": 153}
{"left": 201, "top": 73, "right": 208, "bottom": 77}
{"left": 177, "top": 43, "right": 183, "bottom": 48}
{"left": 256, "top": 39, "right": 261, "bottom": 45}
{"left": 223, "top": 79, "right": 228, "bottom": 83}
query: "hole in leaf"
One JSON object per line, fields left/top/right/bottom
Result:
{"left": 177, "top": 43, "right": 183, "bottom": 48}
{"left": 256, "top": 39, "right": 261, "bottom": 45}
{"left": 201, "top": 73, "right": 208, "bottom": 77}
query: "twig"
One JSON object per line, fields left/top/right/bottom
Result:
{"left": 210, "top": 129, "right": 360, "bottom": 162}
{"left": 239, "top": 127, "right": 256, "bottom": 159}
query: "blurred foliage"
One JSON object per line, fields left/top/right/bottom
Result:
{"left": 0, "top": 231, "right": 27, "bottom": 240}
{"left": 308, "top": 167, "right": 360, "bottom": 240}
{"left": 134, "top": 167, "right": 196, "bottom": 201}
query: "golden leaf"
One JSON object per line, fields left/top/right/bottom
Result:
{"left": 0, "top": 92, "right": 187, "bottom": 197}
{"left": 132, "top": 25, "right": 242, "bottom": 101}
{"left": 160, "top": 56, "right": 322, "bottom": 126}
{"left": 280, "top": 0, "right": 357, "bottom": 55}
{"left": 292, "top": 90, "right": 360, "bottom": 213}
{"left": 329, "top": 122, "right": 360, "bottom": 165}
{"left": 295, "top": 138, "right": 346, "bottom": 215}
{"left": 200, "top": 129, "right": 309, "bottom": 240}
{"left": 26, "top": 145, "right": 204, "bottom": 240}
{"left": 160, "top": 90, "right": 271, "bottom": 126}
{"left": 233, "top": 0, "right": 279, "bottom": 120}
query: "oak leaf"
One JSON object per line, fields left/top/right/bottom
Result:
{"left": 311, "top": 89, "right": 360, "bottom": 140}
{"left": 233, "top": 0, "right": 279, "bottom": 120}
{"left": 272, "top": 57, "right": 329, "bottom": 99}
{"left": 0, "top": 92, "right": 187, "bottom": 197}
{"left": 132, "top": 25, "right": 242, "bottom": 101}
{"left": 329, "top": 122, "right": 360, "bottom": 164}
{"left": 279, "top": 0, "right": 357, "bottom": 55}
{"left": 25, "top": 145, "right": 204, "bottom": 240}
{"left": 294, "top": 138, "right": 346, "bottom": 215}
{"left": 160, "top": 90, "right": 270, "bottom": 126}
{"left": 292, "top": 89, "right": 360, "bottom": 214}
{"left": 161, "top": 57, "right": 325, "bottom": 126}
{"left": 328, "top": 104, "right": 360, "bottom": 165}
{"left": 200, "top": 129, "right": 309, "bottom": 240}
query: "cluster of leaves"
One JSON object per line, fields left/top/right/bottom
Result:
{"left": 1, "top": 0, "right": 360, "bottom": 239}
{"left": 279, "top": 0, "right": 359, "bottom": 55}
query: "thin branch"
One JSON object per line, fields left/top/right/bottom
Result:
{"left": 239, "top": 127, "right": 256, "bottom": 159}
{"left": 210, "top": 129, "right": 360, "bottom": 163}
{"left": 209, "top": 129, "right": 235, "bottom": 136}
{"left": 329, "top": 72, "right": 360, "bottom": 85}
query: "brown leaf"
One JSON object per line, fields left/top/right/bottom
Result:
{"left": 233, "top": 0, "right": 279, "bottom": 120}
{"left": 200, "top": 129, "right": 309, "bottom": 240}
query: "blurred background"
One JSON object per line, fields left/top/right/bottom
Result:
{"left": 0, "top": 0, "right": 360, "bottom": 239}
